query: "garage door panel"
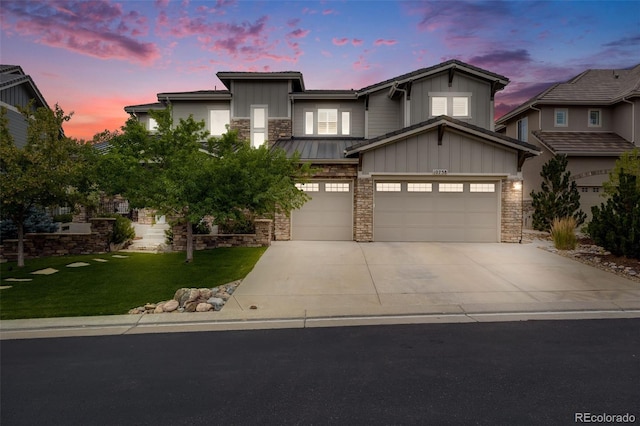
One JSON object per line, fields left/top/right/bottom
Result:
{"left": 375, "top": 180, "right": 499, "bottom": 242}
{"left": 291, "top": 181, "right": 353, "bottom": 241}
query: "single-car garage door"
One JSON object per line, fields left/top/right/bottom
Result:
{"left": 374, "top": 181, "right": 499, "bottom": 242}
{"left": 291, "top": 181, "right": 353, "bottom": 240}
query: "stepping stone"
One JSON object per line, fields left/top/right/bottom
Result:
{"left": 93, "top": 258, "right": 108, "bottom": 263}
{"left": 31, "top": 268, "right": 59, "bottom": 275}
{"left": 66, "top": 262, "right": 90, "bottom": 268}
{"left": 0, "top": 286, "right": 12, "bottom": 290}
{"left": 112, "top": 255, "right": 129, "bottom": 258}
{"left": 4, "top": 278, "right": 33, "bottom": 282}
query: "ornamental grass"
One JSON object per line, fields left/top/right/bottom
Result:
{"left": 551, "top": 217, "right": 578, "bottom": 250}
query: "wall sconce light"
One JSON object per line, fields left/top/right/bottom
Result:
{"left": 513, "top": 181, "right": 522, "bottom": 191}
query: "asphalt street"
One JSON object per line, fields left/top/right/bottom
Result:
{"left": 1, "top": 319, "right": 639, "bottom": 425}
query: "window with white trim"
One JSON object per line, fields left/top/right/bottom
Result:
{"left": 295, "top": 183, "right": 319, "bottom": 192}
{"left": 325, "top": 183, "right": 350, "bottom": 192}
{"left": 470, "top": 183, "right": 495, "bottom": 193}
{"left": 210, "top": 110, "right": 230, "bottom": 136}
{"left": 407, "top": 183, "right": 433, "bottom": 192}
{"left": 588, "top": 109, "right": 601, "bottom": 127}
{"left": 429, "top": 93, "right": 471, "bottom": 118}
{"left": 439, "top": 183, "right": 464, "bottom": 192}
{"left": 517, "top": 118, "right": 528, "bottom": 142}
{"left": 555, "top": 108, "right": 568, "bottom": 127}
{"left": 251, "top": 106, "right": 267, "bottom": 147}
{"left": 305, "top": 111, "right": 314, "bottom": 135}
{"left": 341, "top": 111, "right": 350, "bottom": 135}
{"left": 318, "top": 109, "right": 338, "bottom": 135}
{"left": 376, "top": 183, "right": 401, "bottom": 192}
{"left": 148, "top": 117, "right": 158, "bottom": 132}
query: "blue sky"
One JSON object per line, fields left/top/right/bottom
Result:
{"left": 1, "top": 0, "right": 638, "bottom": 140}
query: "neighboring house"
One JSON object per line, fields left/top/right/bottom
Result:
{"left": 0, "top": 65, "right": 50, "bottom": 148}
{"left": 125, "top": 59, "right": 540, "bottom": 243}
{"left": 496, "top": 64, "right": 640, "bottom": 226}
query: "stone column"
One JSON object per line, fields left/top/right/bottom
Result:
{"left": 254, "top": 219, "right": 273, "bottom": 246}
{"left": 354, "top": 177, "right": 373, "bottom": 242}
{"left": 501, "top": 178, "right": 523, "bottom": 243}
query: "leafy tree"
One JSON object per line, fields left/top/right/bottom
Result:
{"left": 100, "top": 107, "right": 309, "bottom": 263}
{"left": 530, "top": 154, "right": 586, "bottom": 231}
{"left": 0, "top": 105, "right": 89, "bottom": 267}
{"left": 603, "top": 148, "right": 640, "bottom": 195}
{"left": 588, "top": 170, "right": 639, "bottom": 259}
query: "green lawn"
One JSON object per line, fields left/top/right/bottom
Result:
{"left": 0, "top": 248, "right": 266, "bottom": 320}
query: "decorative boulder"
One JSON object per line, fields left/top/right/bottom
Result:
{"left": 196, "top": 303, "right": 212, "bottom": 312}
{"left": 163, "top": 300, "right": 179, "bottom": 312}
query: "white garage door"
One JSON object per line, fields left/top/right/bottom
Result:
{"left": 291, "top": 181, "right": 353, "bottom": 241}
{"left": 374, "top": 181, "right": 499, "bottom": 242}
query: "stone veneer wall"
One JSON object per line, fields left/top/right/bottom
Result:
{"left": 501, "top": 178, "right": 524, "bottom": 243}
{"left": 354, "top": 177, "right": 374, "bottom": 242}
{"left": 171, "top": 219, "right": 272, "bottom": 251}
{"left": 230, "top": 118, "right": 292, "bottom": 147}
{"left": 273, "top": 163, "right": 358, "bottom": 241}
{"left": 0, "top": 218, "right": 115, "bottom": 261}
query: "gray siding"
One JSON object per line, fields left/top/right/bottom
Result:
{"left": 409, "top": 72, "right": 492, "bottom": 128}
{"left": 612, "top": 101, "right": 639, "bottom": 144}
{"left": 232, "top": 80, "right": 289, "bottom": 118}
{"left": 367, "top": 91, "right": 401, "bottom": 138}
{"left": 6, "top": 108, "right": 28, "bottom": 148}
{"left": 540, "top": 105, "right": 615, "bottom": 131}
{"left": 292, "top": 99, "right": 365, "bottom": 137}
{"left": 0, "top": 84, "right": 39, "bottom": 111}
{"left": 362, "top": 130, "right": 518, "bottom": 175}
{"left": 171, "top": 101, "right": 231, "bottom": 132}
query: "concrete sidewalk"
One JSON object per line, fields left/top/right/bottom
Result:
{"left": 2, "top": 241, "right": 640, "bottom": 339}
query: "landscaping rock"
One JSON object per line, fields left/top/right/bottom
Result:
{"left": 207, "top": 297, "right": 225, "bottom": 311}
{"left": 196, "top": 303, "right": 212, "bottom": 312}
{"left": 163, "top": 300, "right": 179, "bottom": 312}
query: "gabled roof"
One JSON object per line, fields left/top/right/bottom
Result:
{"left": 345, "top": 116, "right": 540, "bottom": 157}
{"left": 272, "top": 137, "right": 363, "bottom": 162}
{"left": 531, "top": 131, "right": 635, "bottom": 156}
{"left": 216, "top": 71, "right": 305, "bottom": 92}
{"left": 356, "top": 59, "right": 509, "bottom": 96}
{"left": 497, "top": 63, "right": 640, "bottom": 124}
{"left": 0, "top": 64, "right": 50, "bottom": 110}
{"left": 124, "top": 102, "right": 165, "bottom": 113}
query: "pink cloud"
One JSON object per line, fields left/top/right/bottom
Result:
{"left": 3, "top": 0, "right": 160, "bottom": 64}
{"left": 353, "top": 55, "right": 371, "bottom": 71}
{"left": 323, "top": 9, "right": 336, "bottom": 15}
{"left": 332, "top": 37, "right": 349, "bottom": 46}
{"left": 374, "top": 39, "right": 397, "bottom": 46}
{"left": 287, "top": 28, "right": 310, "bottom": 39}
{"left": 352, "top": 39, "right": 363, "bottom": 46}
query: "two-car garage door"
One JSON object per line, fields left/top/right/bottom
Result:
{"left": 374, "top": 181, "right": 500, "bottom": 242}
{"left": 290, "top": 179, "right": 500, "bottom": 242}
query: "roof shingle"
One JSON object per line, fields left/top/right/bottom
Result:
{"left": 532, "top": 131, "right": 635, "bottom": 156}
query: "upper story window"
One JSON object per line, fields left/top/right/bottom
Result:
{"left": 305, "top": 109, "right": 351, "bottom": 136}
{"left": 210, "top": 109, "right": 230, "bottom": 136}
{"left": 148, "top": 117, "right": 158, "bottom": 132}
{"left": 588, "top": 109, "right": 601, "bottom": 127}
{"left": 251, "top": 105, "right": 267, "bottom": 147}
{"left": 555, "top": 108, "right": 568, "bottom": 127}
{"left": 517, "top": 117, "right": 528, "bottom": 142}
{"left": 429, "top": 93, "right": 471, "bottom": 118}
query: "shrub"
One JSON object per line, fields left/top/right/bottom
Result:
{"left": 0, "top": 207, "right": 57, "bottom": 241}
{"left": 106, "top": 214, "right": 135, "bottom": 245}
{"left": 53, "top": 213, "right": 74, "bottom": 223}
{"left": 218, "top": 215, "right": 255, "bottom": 234}
{"left": 588, "top": 170, "right": 639, "bottom": 259}
{"left": 551, "top": 217, "right": 577, "bottom": 250}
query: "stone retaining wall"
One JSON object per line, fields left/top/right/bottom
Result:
{"left": 171, "top": 219, "right": 272, "bottom": 251}
{"left": 0, "top": 218, "right": 115, "bottom": 261}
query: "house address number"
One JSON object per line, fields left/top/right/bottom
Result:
{"left": 433, "top": 169, "right": 448, "bottom": 175}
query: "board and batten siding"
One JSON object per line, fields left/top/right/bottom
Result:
{"left": 292, "top": 99, "right": 365, "bottom": 137}
{"left": 171, "top": 101, "right": 231, "bottom": 128}
{"left": 0, "top": 84, "right": 37, "bottom": 110}
{"left": 5, "top": 108, "right": 29, "bottom": 148}
{"left": 231, "top": 80, "right": 290, "bottom": 118}
{"left": 361, "top": 130, "right": 518, "bottom": 175}
{"left": 409, "top": 73, "right": 492, "bottom": 129}
{"left": 367, "top": 91, "right": 402, "bottom": 138}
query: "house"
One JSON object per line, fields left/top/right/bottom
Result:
{"left": 0, "top": 65, "right": 51, "bottom": 148}
{"left": 125, "top": 59, "right": 540, "bottom": 243}
{"left": 496, "top": 64, "right": 640, "bottom": 226}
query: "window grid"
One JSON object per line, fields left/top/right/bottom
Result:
{"left": 588, "top": 109, "right": 601, "bottom": 127}
{"left": 407, "top": 183, "right": 433, "bottom": 192}
{"left": 376, "top": 183, "right": 401, "bottom": 192}
{"left": 439, "top": 183, "right": 464, "bottom": 193}
{"left": 555, "top": 109, "right": 568, "bottom": 127}
{"left": 318, "top": 109, "right": 338, "bottom": 135}
{"left": 470, "top": 183, "right": 495, "bottom": 193}
{"left": 295, "top": 183, "right": 319, "bottom": 192}
{"left": 325, "top": 183, "right": 350, "bottom": 192}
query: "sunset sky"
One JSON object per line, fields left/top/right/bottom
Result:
{"left": 1, "top": 0, "right": 638, "bottom": 141}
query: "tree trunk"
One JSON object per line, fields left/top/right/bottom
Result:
{"left": 17, "top": 221, "right": 25, "bottom": 268}
{"left": 185, "top": 219, "right": 194, "bottom": 263}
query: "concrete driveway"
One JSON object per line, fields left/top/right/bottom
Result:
{"left": 226, "top": 241, "right": 640, "bottom": 317}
